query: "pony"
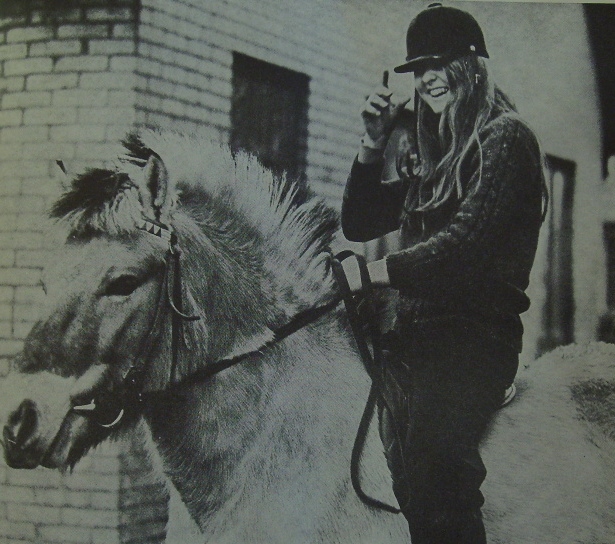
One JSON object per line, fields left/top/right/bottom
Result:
{"left": 1, "top": 131, "right": 615, "bottom": 543}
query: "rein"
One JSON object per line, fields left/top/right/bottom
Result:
{"left": 164, "top": 296, "right": 342, "bottom": 392}
{"left": 72, "top": 217, "right": 341, "bottom": 426}
{"left": 330, "top": 251, "right": 402, "bottom": 515}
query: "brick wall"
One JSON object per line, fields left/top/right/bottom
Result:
{"left": 0, "top": 2, "right": 168, "bottom": 543}
{"left": 136, "top": 0, "right": 409, "bottom": 208}
{"left": 0, "top": 441, "right": 167, "bottom": 544}
{"left": 136, "top": 1, "right": 232, "bottom": 142}
{"left": 0, "top": 450, "right": 121, "bottom": 544}
{"left": 0, "top": 1, "right": 140, "bottom": 363}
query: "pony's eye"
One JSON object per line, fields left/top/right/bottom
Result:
{"left": 103, "top": 275, "right": 142, "bottom": 297}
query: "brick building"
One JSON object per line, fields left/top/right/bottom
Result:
{"left": 0, "top": 0, "right": 607, "bottom": 542}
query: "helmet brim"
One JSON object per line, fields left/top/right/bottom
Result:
{"left": 394, "top": 49, "right": 489, "bottom": 73}
{"left": 393, "top": 54, "right": 446, "bottom": 74}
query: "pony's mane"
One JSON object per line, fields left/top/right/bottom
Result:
{"left": 50, "top": 130, "right": 339, "bottom": 303}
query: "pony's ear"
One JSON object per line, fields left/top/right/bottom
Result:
{"left": 138, "top": 154, "right": 172, "bottom": 223}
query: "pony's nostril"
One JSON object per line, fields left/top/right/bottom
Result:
{"left": 3, "top": 421, "right": 41, "bottom": 469}
{"left": 8, "top": 399, "right": 39, "bottom": 448}
{"left": 3, "top": 425, "right": 17, "bottom": 448}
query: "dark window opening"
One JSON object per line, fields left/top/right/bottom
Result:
{"left": 231, "top": 52, "right": 310, "bottom": 186}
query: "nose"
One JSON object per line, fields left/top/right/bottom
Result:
{"left": 419, "top": 69, "right": 438, "bottom": 84}
{"left": 2, "top": 399, "right": 41, "bottom": 469}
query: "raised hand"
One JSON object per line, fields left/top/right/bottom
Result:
{"left": 360, "top": 71, "right": 412, "bottom": 145}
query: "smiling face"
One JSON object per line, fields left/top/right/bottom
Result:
{"left": 414, "top": 61, "right": 453, "bottom": 114}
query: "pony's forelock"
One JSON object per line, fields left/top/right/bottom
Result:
{"left": 50, "top": 168, "right": 144, "bottom": 238}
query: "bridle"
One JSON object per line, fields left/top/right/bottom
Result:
{"left": 71, "top": 217, "right": 341, "bottom": 428}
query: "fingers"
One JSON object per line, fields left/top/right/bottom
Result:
{"left": 391, "top": 94, "right": 413, "bottom": 114}
{"left": 382, "top": 69, "right": 389, "bottom": 88}
{"left": 362, "top": 88, "right": 393, "bottom": 115}
{"left": 397, "top": 94, "right": 413, "bottom": 107}
{"left": 372, "top": 91, "right": 392, "bottom": 108}
{"left": 360, "top": 74, "right": 412, "bottom": 143}
{"left": 361, "top": 91, "right": 412, "bottom": 122}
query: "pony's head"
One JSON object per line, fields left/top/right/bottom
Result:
{"left": 1, "top": 130, "right": 338, "bottom": 470}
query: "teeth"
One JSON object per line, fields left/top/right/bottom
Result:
{"left": 429, "top": 88, "right": 448, "bottom": 98}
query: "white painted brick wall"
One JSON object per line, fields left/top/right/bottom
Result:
{"left": 29, "top": 39, "right": 82, "bottom": 57}
{"left": 27, "top": 72, "right": 79, "bottom": 90}
{"left": 0, "top": 43, "right": 28, "bottom": 60}
{"left": 6, "top": 26, "right": 54, "bottom": 43}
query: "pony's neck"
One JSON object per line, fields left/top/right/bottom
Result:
{"left": 144, "top": 314, "right": 375, "bottom": 535}
{"left": 168, "top": 210, "right": 337, "bottom": 377}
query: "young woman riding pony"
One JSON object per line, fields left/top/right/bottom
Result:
{"left": 342, "top": 4, "right": 546, "bottom": 543}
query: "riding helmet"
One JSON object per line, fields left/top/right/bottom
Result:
{"left": 394, "top": 3, "right": 489, "bottom": 73}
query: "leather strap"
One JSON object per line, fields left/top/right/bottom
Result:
{"left": 330, "top": 250, "right": 401, "bottom": 514}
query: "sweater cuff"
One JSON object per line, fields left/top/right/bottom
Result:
{"left": 385, "top": 250, "right": 417, "bottom": 291}
{"left": 349, "top": 155, "right": 385, "bottom": 179}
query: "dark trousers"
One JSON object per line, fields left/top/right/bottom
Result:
{"left": 378, "top": 320, "right": 518, "bottom": 544}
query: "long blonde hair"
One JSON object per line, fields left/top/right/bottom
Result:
{"left": 405, "top": 55, "right": 517, "bottom": 212}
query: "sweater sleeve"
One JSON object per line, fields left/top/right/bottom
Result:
{"left": 385, "top": 116, "right": 542, "bottom": 293}
{"left": 341, "top": 157, "right": 408, "bottom": 242}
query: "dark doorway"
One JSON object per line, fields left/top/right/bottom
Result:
{"left": 585, "top": 4, "right": 615, "bottom": 177}
{"left": 537, "top": 155, "right": 575, "bottom": 355}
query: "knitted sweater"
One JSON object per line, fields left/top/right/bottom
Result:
{"left": 341, "top": 115, "right": 545, "bottom": 352}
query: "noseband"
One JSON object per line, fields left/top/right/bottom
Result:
{"left": 72, "top": 217, "right": 340, "bottom": 428}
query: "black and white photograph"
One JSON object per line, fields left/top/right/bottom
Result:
{"left": 0, "top": 0, "right": 614, "bottom": 542}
